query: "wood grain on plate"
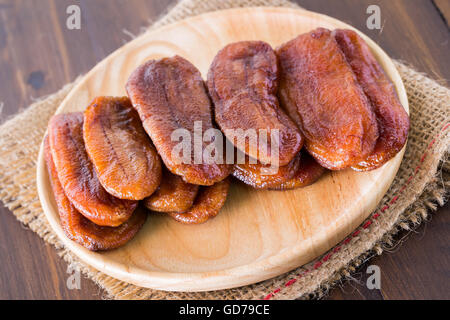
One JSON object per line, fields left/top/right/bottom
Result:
{"left": 36, "top": 7, "right": 408, "bottom": 292}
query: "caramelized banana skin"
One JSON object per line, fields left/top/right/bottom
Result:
{"left": 232, "top": 153, "right": 301, "bottom": 189}
{"left": 44, "top": 136, "right": 146, "bottom": 251}
{"left": 144, "top": 168, "right": 199, "bottom": 213}
{"left": 270, "top": 151, "right": 326, "bottom": 190}
{"left": 277, "top": 28, "right": 379, "bottom": 170}
{"left": 48, "top": 113, "right": 137, "bottom": 227}
{"left": 168, "top": 178, "right": 231, "bottom": 224}
{"left": 207, "top": 41, "right": 303, "bottom": 166}
{"left": 83, "top": 96, "right": 162, "bottom": 200}
{"left": 333, "top": 29, "right": 410, "bottom": 171}
{"left": 126, "top": 55, "right": 232, "bottom": 186}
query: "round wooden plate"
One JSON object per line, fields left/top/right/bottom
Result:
{"left": 37, "top": 7, "right": 408, "bottom": 292}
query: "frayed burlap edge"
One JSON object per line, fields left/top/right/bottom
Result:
{"left": 0, "top": 0, "right": 449, "bottom": 300}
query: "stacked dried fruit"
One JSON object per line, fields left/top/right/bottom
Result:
{"left": 45, "top": 28, "right": 409, "bottom": 251}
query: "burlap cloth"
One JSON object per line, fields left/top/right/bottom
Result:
{"left": 0, "top": 0, "right": 449, "bottom": 300}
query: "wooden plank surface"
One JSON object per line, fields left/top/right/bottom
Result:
{"left": 0, "top": 0, "right": 448, "bottom": 299}
{"left": 434, "top": 0, "right": 450, "bottom": 27}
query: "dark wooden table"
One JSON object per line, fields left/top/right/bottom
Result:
{"left": 0, "top": 0, "right": 448, "bottom": 300}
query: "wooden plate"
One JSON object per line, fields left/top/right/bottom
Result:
{"left": 36, "top": 7, "right": 408, "bottom": 292}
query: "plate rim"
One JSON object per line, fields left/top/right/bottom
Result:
{"left": 36, "top": 6, "right": 409, "bottom": 292}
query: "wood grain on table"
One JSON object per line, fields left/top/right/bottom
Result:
{"left": 0, "top": 0, "right": 448, "bottom": 300}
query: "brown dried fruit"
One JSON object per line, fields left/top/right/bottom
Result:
{"left": 232, "top": 152, "right": 301, "bottom": 189}
{"left": 167, "top": 178, "right": 231, "bottom": 224}
{"left": 270, "top": 151, "right": 326, "bottom": 190}
{"left": 83, "top": 96, "right": 162, "bottom": 200}
{"left": 44, "top": 136, "right": 146, "bottom": 251}
{"left": 207, "top": 41, "right": 303, "bottom": 166}
{"left": 126, "top": 55, "right": 232, "bottom": 186}
{"left": 277, "top": 28, "right": 379, "bottom": 170}
{"left": 48, "top": 113, "right": 137, "bottom": 227}
{"left": 333, "top": 29, "right": 410, "bottom": 171}
{"left": 144, "top": 168, "right": 199, "bottom": 213}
